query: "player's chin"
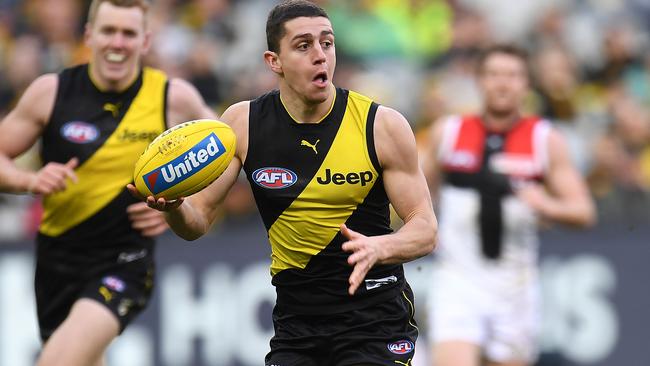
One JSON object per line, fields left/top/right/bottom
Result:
{"left": 487, "top": 101, "right": 517, "bottom": 115}
{"left": 101, "top": 63, "right": 130, "bottom": 80}
{"left": 305, "top": 88, "right": 331, "bottom": 104}
{"left": 99, "top": 70, "right": 126, "bottom": 84}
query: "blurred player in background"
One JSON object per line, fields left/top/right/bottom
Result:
{"left": 421, "top": 44, "right": 595, "bottom": 366}
{"left": 129, "top": 0, "right": 437, "bottom": 364}
{"left": 0, "top": 0, "right": 214, "bottom": 365}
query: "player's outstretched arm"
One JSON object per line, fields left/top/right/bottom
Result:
{"left": 342, "top": 106, "right": 437, "bottom": 295}
{"left": 163, "top": 157, "right": 242, "bottom": 240}
{"left": 0, "top": 74, "right": 79, "bottom": 195}
{"left": 128, "top": 101, "right": 249, "bottom": 241}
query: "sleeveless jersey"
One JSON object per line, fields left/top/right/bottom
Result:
{"left": 245, "top": 88, "right": 405, "bottom": 314}
{"left": 38, "top": 64, "right": 167, "bottom": 255}
{"left": 436, "top": 115, "right": 551, "bottom": 285}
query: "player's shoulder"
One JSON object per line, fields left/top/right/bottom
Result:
{"left": 219, "top": 101, "right": 250, "bottom": 159}
{"left": 20, "top": 73, "right": 58, "bottom": 110}
{"left": 520, "top": 115, "right": 558, "bottom": 140}
{"left": 8, "top": 73, "right": 59, "bottom": 126}
{"left": 220, "top": 101, "right": 250, "bottom": 134}
{"left": 221, "top": 101, "right": 250, "bottom": 124}
{"left": 375, "top": 105, "right": 411, "bottom": 137}
{"left": 544, "top": 123, "right": 568, "bottom": 148}
{"left": 167, "top": 77, "right": 200, "bottom": 99}
{"left": 165, "top": 77, "right": 210, "bottom": 117}
{"left": 373, "top": 105, "right": 417, "bottom": 158}
{"left": 27, "top": 73, "right": 59, "bottom": 95}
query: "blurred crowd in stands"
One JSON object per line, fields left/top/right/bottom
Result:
{"left": 0, "top": 0, "right": 649, "bottom": 241}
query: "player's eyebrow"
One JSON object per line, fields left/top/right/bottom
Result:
{"left": 291, "top": 30, "right": 334, "bottom": 42}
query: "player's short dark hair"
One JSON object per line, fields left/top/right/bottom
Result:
{"left": 476, "top": 44, "right": 530, "bottom": 77}
{"left": 266, "top": 0, "right": 329, "bottom": 53}
{"left": 88, "top": 0, "right": 149, "bottom": 25}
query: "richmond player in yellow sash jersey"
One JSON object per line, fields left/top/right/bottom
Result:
{"left": 0, "top": 1, "right": 215, "bottom": 365}
{"left": 131, "top": 1, "right": 438, "bottom": 365}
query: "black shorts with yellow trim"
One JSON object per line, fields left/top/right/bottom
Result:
{"left": 34, "top": 245, "right": 154, "bottom": 342}
{"left": 265, "top": 283, "right": 419, "bottom": 366}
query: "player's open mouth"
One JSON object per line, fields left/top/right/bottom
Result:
{"left": 313, "top": 71, "right": 328, "bottom": 87}
{"left": 106, "top": 53, "right": 126, "bottom": 63}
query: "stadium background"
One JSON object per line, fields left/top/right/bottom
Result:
{"left": 1, "top": 0, "right": 649, "bottom": 365}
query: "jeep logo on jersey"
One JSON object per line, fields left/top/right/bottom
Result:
{"left": 252, "top": 167, "right": 297, "bottom": 189}
{"left": 316, "top": 169, "right": 373, "bottom": 186}
{"left": 61, "top": 121, "right": 99, "bottom": 143}
{"left": 387, "top": 340, "right": 414, "bottom": 355}
{"left": 117, "top": 128, "right": 159, "bottom": 142}
{"left": 143, "top": 133, "right": 225, "bottom": 194}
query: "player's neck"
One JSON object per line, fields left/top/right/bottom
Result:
{"left": 482, "top": 109, "right": 521, "bottom": 133}
{"left": 88, "top": 63, "right": 140, "bottom": 93}
{"left": 279, "top": 85, "right": 335, "bottom": 124}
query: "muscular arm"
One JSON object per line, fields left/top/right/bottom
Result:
{"left": 342, "top": 106, "right": 437, "bottom": 294}
{"left": 162, "top": 101, "right": 250, "bottom": 240}
{"left": 166, "top": 78, "right": 218, "bottom": 127}
{"left": 517, "top": 128, "right": 596, "bottom": 227}
{"left": 373, "top": 106, "right": 438, "bottom": 262}
{"left": 0, "top": 74, "right": 77, "bottom": 194}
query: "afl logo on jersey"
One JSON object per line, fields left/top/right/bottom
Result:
{"left": 387, "top": 339, "right": 414, "bottom": 355}
{"left": 253, "top": 167, "right": 297, "bottom": 189}
{"left": 61, "top": 121, "right": 99, "bottom": 144}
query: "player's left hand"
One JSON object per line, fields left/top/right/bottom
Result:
{"left": 341, "top": 224, "right": 384, "bottom": 296}
{"left": 127, "top": 201, "right": 169, "bottom": 237}
{"left": 515, "top": 183, "right": 550, "bottom": 216}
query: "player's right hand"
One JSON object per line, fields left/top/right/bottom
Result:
{"left": 28, "top": 157, "right": 78, "bottom": 195}
{"left": 126, "top": 183, "right": 185, "bottom": 212}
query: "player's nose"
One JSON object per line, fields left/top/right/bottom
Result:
{"left": 109, "top": 33, "right": 127, "bottom": 48}
{"left": 313, "top": 44, "right": 326, "bottom": 64}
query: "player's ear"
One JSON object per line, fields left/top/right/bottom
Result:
{"left": 84, "top": 23, "right": 92, "bottom": 46}
{"left": 142, "top": 30, "right": 152, "bottom": 54}
{"left": 264, "top": 51, "right": 282, "bottom": 75}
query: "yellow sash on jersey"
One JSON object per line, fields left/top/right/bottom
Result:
{"left": 268, "top": 91, "right": 379, "bottom": 275}
{"left": 40, "top": 68, "right": 167, "bottom": 237}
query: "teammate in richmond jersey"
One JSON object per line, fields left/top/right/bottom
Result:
{"left": 0, "top": 1, "right": 215, "bottom": 365}
{"left": 420, "top": 44, "right": 595, "bottom": 366}
{"left": 128, "top": 1, "right": 437, "bottom": 365}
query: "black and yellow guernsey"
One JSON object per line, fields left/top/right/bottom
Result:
{"left": 245, "top": 87, "right": 405, "bottom": 314}
{"left": 37, "top": 64, "right": 167, "bottom": 264}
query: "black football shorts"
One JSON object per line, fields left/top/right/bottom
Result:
{"left": 34, "top": 248, "right": 154, "bottom": 341}
{"left": 265, "top": 284, "right": 419, "bottom": 366}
